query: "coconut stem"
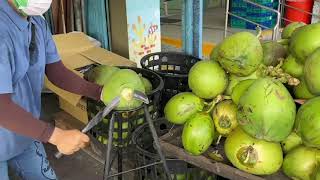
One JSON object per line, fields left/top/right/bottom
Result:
{"left": 256, "top": 26, "right": 262, "bottom": 39}
{"left": 205, "top": 95, "right": 224, "bottom": 113}
{"left": 277, "top": 39, "right": 289, "bottom": 45}
{"left": 243, "top": 146, "right": 254, "bottom": 164}
{"left": 258, "top": 62, "right": 300, "bottom": 86}
{"left": 215, "top": 135, "right": 222, "bottom": 145}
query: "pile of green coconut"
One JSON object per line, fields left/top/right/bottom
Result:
{"left": 164, "top": 22, "right": 320, "bottom": 179}
{"left": 85, "top": 65, "right": 153, "bottom": 146}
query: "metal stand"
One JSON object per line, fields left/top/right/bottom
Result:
{"left": 103, "top": 105, "right": 172, "bottom": 180}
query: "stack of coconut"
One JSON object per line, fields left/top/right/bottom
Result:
{"left": 164, "top": 22, "right": 320, "bottom": 179}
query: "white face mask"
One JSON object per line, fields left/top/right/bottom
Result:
{"left": 14, "top": 0, "right": 52, "bottom": 16}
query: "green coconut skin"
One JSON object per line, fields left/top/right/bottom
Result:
{"left": 217, "top": 32, "right": 263, "bottom": 76}
{"left": 102, "top": 69, "right": 145, "bottom": 110}
{"left": 294, "top": 77, "right": 316, "bottom": 100}
{"left": 140, "top": 76, "right": 153, "bottom": 94}
{"left": 312, "top": 167, "right": 320, "bottom": 180}
{"left": 87, "top": 65, "right": 120, "bottom": 85}
{"left": 182, "top": 113, "right": 215, "bottom": 156}
{"left": 237, "top": 78, "right": 296, "bottom": 142}
{"left": 164, "top": 92, "right": 204, "bottom": 125}
{"left": 282, "top": 54, "right": 304, "bottom": 78}
{"left": 282, "top": 22, "right": 306, "bottom": 39}
{"left": 262, "top": 41, "right": 287, "bottom": 66}
{"left": 224, "top": 128, "right": 283, "bottom": 175}
{"left": 295, "top": 97, "right": 320, "bottom": 148}
{"left": 283, "top": 146, "right": 319, "bottom": 180}
{"left": 290, "top": 23, "right": 320, "bottom": 63}
{"left": 281, "top": 132, "right": 303, "bottom": 154}
{"left": 225, "top": 74, "right": 241, "bottom": 96}
{"left": 231, "top": 79, "right": 255, "bottom": 105}
{"left": 210, "top": 43, "right": 221, "bottom": 61}
{"left": 304, "top": 48, "right": 320, "bottom": 95}
{"left": 212, "top": 100, "right": 238, "bottom": 136}
{"left": 225, "top": 73, "right": 257, "bottom": 95}
{"left": 188, "top": 61, "right": 228, "bottom": 99}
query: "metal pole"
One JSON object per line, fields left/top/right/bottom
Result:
{"left": 193, "top": 0, "right": 203, "bottom": 58}
{"left": 144, "top": 105, "right": 172, "bottom": 180}
{"left": 81, "top": 0, "right": 87, "bottom": 33}
{"left": 243, "top": 0, "right": 281, "bottom": 40}
{"left": 224, "top": 0, "right": 230, "bottom": 38}
{"left": 104, "top": 113, "right": 115, "bottom": 180}
{"left": 182, "top": 0, "right": 203, "bottom": 58}
{"left": 182, "top": 0, "right": 193, "bottom": 55}
{"left": 105, "top": 0, "right": 112, "bottom": 50}
{"left": 118, "top": 113, "right": 123, "bottom": 180}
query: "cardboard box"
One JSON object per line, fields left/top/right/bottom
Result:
{"left": 45, "top": 32, "right": 136, "bottom": 124}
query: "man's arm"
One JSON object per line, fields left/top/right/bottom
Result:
{"left": 0, "top": 94, "right": 54, "bottom": 142}
{"left": 0, "top": 94, "right": 90, "bottom": 155}
{"left": 45, "top": 61, "right": 103, "bottom": 100}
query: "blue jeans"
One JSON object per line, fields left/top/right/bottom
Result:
{"left": 0, "top": 141, "right": 57, "bottom": 180}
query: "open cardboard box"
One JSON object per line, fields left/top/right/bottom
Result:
{"left": 45, "top": 32, "right": 136, "bottom": 124}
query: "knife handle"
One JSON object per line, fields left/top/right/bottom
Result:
{"left": 55, "top": 152, "right": 63, "bottom": 159}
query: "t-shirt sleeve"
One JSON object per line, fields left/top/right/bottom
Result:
{"left": 44, "top": 20, "right": 61, "bottom": 64}
{"left": 0, "top": 41, "right": 13, "bottom": 94}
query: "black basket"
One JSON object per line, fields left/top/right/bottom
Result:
{"left": 140, "top": 52, "right": 200, "bottom": 114}
{"left": 87, "top": 66, "right": 164, "bottom": 147}
{"left": 132, "top": 118, "right": 218, "bottom": 180}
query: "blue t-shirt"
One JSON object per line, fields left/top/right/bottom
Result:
{"left": 0, "top": 0, "right": 60, "bottom": 161}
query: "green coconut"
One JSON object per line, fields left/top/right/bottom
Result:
{"left": 231, "top": 79, "right": 255, "bottom": 105}
{"left": 237, "top": 78, "right": 296, "bottom": 142}
{"left": 281, "top": 54, "right": 304, "bottom": 78}
{"left": 225, "top": 73, "right": 257, "bottom": 95}
{"left": 139, "top": 76, "right": 153, "bottom": 94}
{"left": 304, "top": 48, "right": 320, "bottom": 95}
{"left": 312, "top": 167, "right": 320, "bottom": 180}
{"left": 262, "top": 41, "right": 287, "bottom": 66}
{"left": 282, "top": 22, "right": 306, "bottom": 39}
{"left": 164, "top": 92, "right": 204, "bottom": 125}
{"left": 101, "top": 69, "right": 145, "bottom": 110}
{"left": 217, "top": 32, "right": 263, "bottom": 76}
{"left": 188, "top": 61, "right": 228, "bottom": 99}
{"left": 290, "top": 23, "right": 320, "bottom": 63}
{"left": 283, "top": 146, "right": 319, "bottom": 180}
{"left": 87, "top": 65, "right": 120, "bottom": 85}
{"left": 210, "top": 43, "right": 221, "bottom": 61}
{"left": 224, "top": 128, "right": 283, "bottom": 175}
{"left": 294, "top": 77, "right": 316, "bottom": 99}
{"left": 171, "top": 174, "right": 191, "bottom": 180}
{"left": 182, "top": 113, "right": 215, "bottom": 156}
{"left": 295, "top": 97, "right": 320, "bottom": 148}
{"left": 100, "top": 113, "right": 143, "bottom": 140}
{"left": 225, "top": 74, "right": 241, "bottom": 96}
{"left": 212, "top": 100, "right": 238, "bottom": 136}
{"left": 280, "top": 132, "right": 303, "bottom": 154}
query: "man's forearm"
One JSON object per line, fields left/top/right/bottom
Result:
{"left": 0, "top": 94, "right": 54, "bottom": 142}
{"left": 45, "top": 61, "right": 103, "bottom": 100}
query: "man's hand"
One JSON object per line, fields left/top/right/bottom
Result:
{"left": 48, "top": 127, "right": 90, "bottom": 155}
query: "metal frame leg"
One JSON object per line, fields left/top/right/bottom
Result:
{"left": 117, "top": 148, "right": 123, "bottom": 180}
{"left": 104, "top": 113, "right": 115, "bottom": 180}
{"left": 144, "top": 105, "right": 172, "bottom": 180}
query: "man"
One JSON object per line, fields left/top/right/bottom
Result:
{"left": 0, "top": 0, "right": 105, "bottom": 179}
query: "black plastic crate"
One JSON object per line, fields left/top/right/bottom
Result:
{"left": 132, "top": 118, "right": 219, "bottom": 180}
{"left": 86, "top": 66, "right": 164, "bottom": 147}
{"left": 140, "top": 52, "right": 201, "bottom": 114}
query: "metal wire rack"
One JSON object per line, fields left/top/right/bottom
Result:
{"left": 224, "top": 0, "right": 320, "bottom": 40}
